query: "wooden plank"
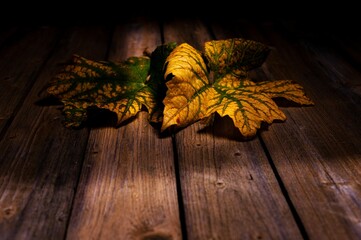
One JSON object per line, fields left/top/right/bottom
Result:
{"left": 0, "top": 26, "right": 112, "bottom": 240}
{"left": 210, "top": 19, "right": 361, "bottom": 239}
{"left": 0, "top": 26, "right": 61, "bottom": 137}
{"left": 332, "top": 36, "right": 361, "bottom": 74}
{"left": 279, "top": 19, "right": 361, "bottom": 70}
{"left": 278, "top": 20, "right": 361, "bottom": 101}
{"left": 162, "top": 18, "right": 303, "bottom": 239}
{"left": 66, "top": 18, "right": 182, "bottom": 240}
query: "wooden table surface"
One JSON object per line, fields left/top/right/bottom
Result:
{"left": 0, "top": 16, "right": 361, "bottom": 240}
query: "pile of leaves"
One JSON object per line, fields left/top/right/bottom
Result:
{"left": 46, "top": 38, "right": 313, "bottom": 138}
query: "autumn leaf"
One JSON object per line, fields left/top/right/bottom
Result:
{"left": 204, "top": 37, "right": 271, "bottom": 79}
{"left": 47, "top": 38, "right": 313, "bottom": 138}
{"left": 47, "top": 55, "right": 150, "bottom": 127}
{"left": 162, "top": 38, "right": 313, "bottom": 137}
{"left": 162, "top": 43, "right": 210, "bottom": 130}
{"left": 47, "top": 42, "right": 177, "bottom": 127}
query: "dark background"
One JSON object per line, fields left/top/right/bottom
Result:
{"left": 0, "top": 1, "right": 360, "bottom": 38}
{"left": 0, "top": 1, "right": 358, "bottom": 22}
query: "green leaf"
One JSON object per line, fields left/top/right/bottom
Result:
{"left": 147, "top": 42, "right": 178, "bottom": 122}
{"left": 47, "top": 54, "right": 152, "bottom": 127}
{"left": 47, "top": 42, "right": 178, "bottom": 128}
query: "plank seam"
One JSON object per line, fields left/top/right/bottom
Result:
{"left": 0, "top": 28, "right": 65, "bottom": 142}
{"left": 258, "top": 133, "right": 309, "bottom": 240}
{"left": 172, "top": 134, "right": 188, "bottom": 240}
{"left": 62, "top": 25, "right": 116, "bottom": 240}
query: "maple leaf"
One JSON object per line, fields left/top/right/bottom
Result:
{"left": 162, "top": 38, "right": 314, "bottom": 137}
{"left": 47, "top": 42, "right": 176, "bottom": 127}
{"left": 47, "top": 38, "right": 313, "bottom": 138}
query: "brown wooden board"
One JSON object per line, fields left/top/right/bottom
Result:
{"left": 2, "top": 17, "right": 361, "bottom": 240}
{"left": 278, "top": 21, "right": 361, "bottom": 102}
{"left": 0, "top": 26, "right": 111, "bottom": 240}
{"left": 66, "top": 18, "right": 182, "bottom": 240}
{"left": 162, "top": 18, "right": 303, "bottom": 239}
{"left": 210, "top": 19, "right": 361, "bottom": 239}
{"left": 0, "top": 26, "right": 61, "bottom": 137}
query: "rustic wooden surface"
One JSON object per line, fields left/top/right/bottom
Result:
{"left": 0, "top": 16, "right": 361, "bottom": 240}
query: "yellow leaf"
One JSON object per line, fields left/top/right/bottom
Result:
{"left": 162, "top": 38, "right": 314, "bottom": 137}
{"left": 162, "top": 43, "right": 211, "bottom": 131}
{"left": 255, "top": 80, "right": 314, "bottom": 105}
{"left": 209, "top": 77, "right": 285, "bottom": 137}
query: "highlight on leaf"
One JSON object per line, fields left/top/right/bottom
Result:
{"left": 161, "top": 43, "right": 210, "bottom": 131}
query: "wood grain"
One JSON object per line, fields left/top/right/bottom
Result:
{"left": 162, "top": 18, "right": 303, "bottom": 239}
{"left": 66, "top": 18, "right": 182, "bottom": 240}
{"left": 210, "top": 19, "right": 361, "bottom": 239}
{"left": 0, "top": 26, "right": 61, "bottom": 137}
{"left": 1, "top": 17, "right": 360, "bottom": 240}
{"left": 0, "top": 26, "right": 111, "bottom": 240}
{"left": 279, "top": 20, "right": 361, "bottom": 101}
